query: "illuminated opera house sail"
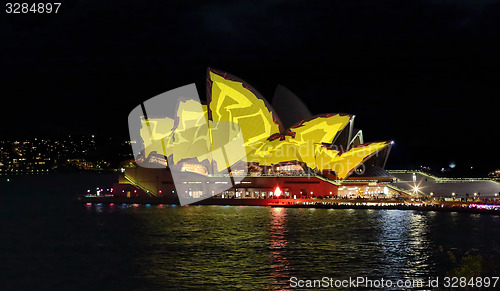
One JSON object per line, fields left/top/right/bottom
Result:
{"left": 125, "top": 69, "right": 392, "bottom": 203}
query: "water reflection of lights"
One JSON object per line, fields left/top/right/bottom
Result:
{"left": 95, "top": 203, "right": 104, "bottom": 213}
{"left": 269, "top": 207, "right": 290, "bottom": 286}
{"left": 84, "top": 202, "right": 120, "bottom": 213}
{"left": 406, "top": 213, "right": 431, "bottom": 276}
{"left": 378, "top": 210, "right": 410, "bottom": 280}
{"left": 378, "top": 211, "right": 431, "bottom": 279}
{"left": 408, "top": 214, "right": 427, "bottom": 248}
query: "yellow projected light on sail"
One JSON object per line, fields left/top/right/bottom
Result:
{"left": 209, "top": 71, "right": 281, "bottom": 154}
{"left": 133, "top": 69, "right": 392, "bottom": 181}
{"left": 290, "top": 114, "right": 351, "bottom": 169}
{"left": 329, "top": 142, "right": 390, "bottom": 179}
{"left": 250, "top": 114, "right": 351, "bottom": 167}
{"left": 207, "top": 121, "right": 247, "bottom": 173}
{"left": 315, "top": 145, "right": 340, "bottom": 171}
{"left": 140, "top": 117, "right": 175, "bottom": 159}
{"left": 171, "top": 100, "right": 211, "bottom": 165}
{"left": 256, "top": 139, "right": 300, "bottom": 165}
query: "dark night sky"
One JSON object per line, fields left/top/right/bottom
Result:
{"left": 1, "top": 0, "right": 499, "bottom": 173}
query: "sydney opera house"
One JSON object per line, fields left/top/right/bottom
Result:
{"left": 114, "top": 68, "right": 402, "bottom": 205}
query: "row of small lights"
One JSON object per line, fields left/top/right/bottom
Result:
{"left": 413, "top": 185, "right": 499, "bottom": 198}
{"left": 1, "top": 169, "right": 51, "bottom": 172}
{"left": 429, "top": 192, "right": 498, "bottom": 197}
{"left": 86, "top": 203, "right": 176, "bottom": 207}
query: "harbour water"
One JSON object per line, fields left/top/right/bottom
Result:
{"left": 1, "top": 173, "right": 500, "bottom": 290}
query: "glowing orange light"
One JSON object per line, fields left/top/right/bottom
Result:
{"left": 274, "top": 186, "right": 282, "bottom": 197}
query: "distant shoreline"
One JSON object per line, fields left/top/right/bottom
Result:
{"left": 78, "top": 196, "right": 500, "bottom": 215}
{"left": 268, "top": 203, "right": 500, "bottom": 215}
